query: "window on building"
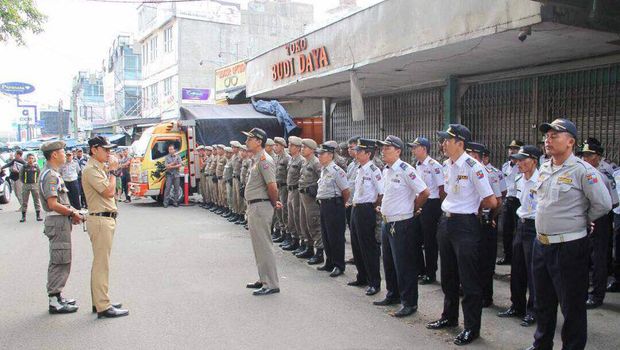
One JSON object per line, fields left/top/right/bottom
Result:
{"left": 124, "top": 86, "right": 140, "bottom": 116}
{"left": 142, "top": 43, "right": 148, "bottom": 66}
{"left": 142, "top": 87, "right": 148, "bottom": 109}
{"left": 164, "top": 27, "right": 173, "bottom": 53}
{"left": 150, "top": 36, "right": 158, "bottom": 61}
{"left": 124, "top": 53, "right": 141, "bottom": 80}
{"left": 149, "top": 83, "right": 158, "bottom": 107}
{"left": 163, "top": 77, "right": 172, "bottom": 96}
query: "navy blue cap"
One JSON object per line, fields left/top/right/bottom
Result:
{"left": 407, "top": 137, "right": 431, "bottom": 150}
{"left": 377, "top": 135, "right": 404, "bottom": 149}
{"left": 510, "top": 145, "right": 543, "bottom": 160}
{"left": 539, "top": 118, "right": 577, "bottom": 138}
{"left": 354, "top": 138, "right": 377, "bottom": 151}
{"left": 578, "top": 142, "right": 604, "bottom": 156}
{"left": 242, "top": 127, "right": 267, "bottom": 141}
{"left": 348, "top": 136, "right": 360, "bottom": 144}
{"left": 88, "top": 136, "right": 117, "bottom": 149}
{"left": 437, "top": 124, "right": 471, "bottom": 142}
{"left": 506, "top": 140, "right": 524, "bottom": 149}
{"left": 465, "top": 142, "right": 486, "bottom": 155}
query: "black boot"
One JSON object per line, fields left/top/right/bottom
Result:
{"left": 210, "top": 205, "right": 219, "bottom": 212}
{"left": 307, "top": 249, "right": 324, "bottom": 265}
{"left": 20, "top": 212, "right": 26, "bottom": 223}
{"left": 282, "top": 238, "right": 299, "bottom": 251}
{"left": 293, "top": 241, "right": 306, "bottom": 255}
{"left": 296, "top": 245, "right": 315, "bottom": 259}
{"left": 214, "top": 206, "right": 224, "bottom": 214}
{"left": 36, "top": 211, "right": 43, "bottom": 222}
{"left": 279, "top": 232, "right": 291, "bottom": 247}
{"left": 273, "top": 230, "right": 286, "bottom": 243}
{"left": 222, "top": 209, "right": 232, "bottom": 218}
{"left": 228, "top": 213, "right": 238, "bottom": 222}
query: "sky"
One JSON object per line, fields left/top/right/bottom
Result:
{"left": 0, "top": 0, "right": 383, "bottom": 136}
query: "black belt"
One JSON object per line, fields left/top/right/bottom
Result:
{"left": 442, "top": 212, "right": 475, "bottom": 218}
{"left": 299, "top": 188, "right": 308, "bottom": 194}
{"left": 217, "top": 176, "right": 223, "bottom": 180}
{"left": 506, "top": 196, "right": 520, "bottom": 202}
{"left": 89, "top": 212, "right": 118, "bottom": 219}
{"left": 519, "top": 218, "right": 535, "bottom": 224}
{"left": 248, "top": 198, "right": 271, "bottom": 205}
{"left": 318, "top": 197, "right": 342, "bottom": 204}
{"left": 288, "top": 185, "right": 299, "bottom": 191}
{"left": 353, "top": 202, "right": 374, "bottom": 207}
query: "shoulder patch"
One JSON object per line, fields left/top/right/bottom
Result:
{"left": 466, "top": 158, "right": 477, "bottom": 167}
{"left": 369, "top": 164, "right": 377, "bottom": 171}
{"left": 399, "top": 162, "right": 408, "bottom": 170}
{"left": 585, "top": 172, "right": 598, "bottom": 185}
{"left": 476, "top": 170, "right": 485, "bottom": 179}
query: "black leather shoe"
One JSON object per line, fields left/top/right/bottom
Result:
{"left": 454, "top": 329, "right": 479, "bottom": 346}
{"left": 496, "top": 257, "right": 510, "bottom": 265}
{"left": 329, "top": 267, "right": 343, "bottom": 277}
{"left": 419, "top": 276, "right": 436, "bottom": 285}
{"left": 520, "top": 314, "right": 536, "bottom": 327}
{"left": 373, "top": 297, "right": 399, "bottom": 306}
{"left": 607, "top": 281, "right": 620, "bottom": 292}
{"left": 347, "top": 280, "right": 367, "bottom": 287}
{"left": 282, "top": 240, "right": 299, "bottom": 251}
{"left": 482, "top": 298, "right": 493, "bottom": 308}
{"left": 292, "top": 243, "right": 306, "bottom": 255}
{"left": 317, "top": 264, "right": 333, "bottom": 271}
{"left": 279, "top": 238, "right": 291, "bottom": 247}
{"left": 392, "top": 305, "right": 417, "bottom": 318}
{"left": 228, "top": 215, "right": 238, "bottom": 222}
{"left": 246, "top": 281, "right": 263, "bottom": 289}
{"left": 97, "top": 306, "right": 129, "bottom": 319}
{"left": 49, "top": 304, "right": 78, "bottom": 314}
{"left": 586, "top": 296, "right": 603, "bottom": 309}
{"left": 307, "top": 249, "right": 324, "bottom": 265}
{"left": 252, "top": 287, "right": 280, "bottom": 296}
{"left": 92, "top": 303, "right": 122, "bottom": 313}
{"left": 296, "top": 247, "right": 314, "bottom": 259}
{"left": 59, "top": 296, "right": 76, "bottom": 305}
{"left": 426, "top": 318, "right": 458, "bottom": 329}
{"left": 365, "top": 286, "right": 380, "bottom": 296}
{"left": 497, "top": 306, "right": 524, "bottom": 318}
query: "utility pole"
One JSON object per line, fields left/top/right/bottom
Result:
{"left": 72, "top": 84, "right": 80, "bottom": 139}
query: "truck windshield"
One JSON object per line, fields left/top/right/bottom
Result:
{"left": 132, "top": 126, "right": 155, "bottom": 157}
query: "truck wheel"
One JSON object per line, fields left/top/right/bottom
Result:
{"left": 0, "top": 181, "right": 11, "bottom": 204}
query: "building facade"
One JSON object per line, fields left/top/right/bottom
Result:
{"left": 246, "top": 0, "right": 620, "bottom": 165}
{"left": 71, "top": 71, "right": 104, "bottom": 136}
{"left": 103, "top": 34, "right": 142, "bottom": 122}
{"left": 137, "top": 0, "right": 313, "bottom": 119}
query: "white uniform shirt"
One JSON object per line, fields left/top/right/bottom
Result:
{"left": 502, "top": 160, "right": 520, "bottom": 198}
{"left": 346, "top": 160, "right": 359, "bottom": 204}
{"left": 352, "top": 161, "right": 384, "bottom": 204}
{"left": 442, "top": 152, "right": 494, "bottom": 214}
{"left": 316, "top": 161, "right": 349, "bottom": 199}
{"left": 381, "top": 159, "right": 427, "bottom": 217}
{"left": 415, "top": 156, "right": 444, "bottom": 199}
{"left": 515, "top": 169, "right": 540, "bottom": 219}
{"left": 485, "top": 165, "right": 503, "bottom": 198}
{"left": 598, "top": 163, "right": 619, "bottom": 206}
{"left": 486, "top": 163, "right": 507, "bottom": 193}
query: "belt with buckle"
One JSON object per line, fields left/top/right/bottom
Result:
{"left": 519, "top": 218, "right": 535, "bottom": 224}
{"left": 382, "top": 213, "right": 413, "bottom": 223}
{"left": 352, "top": 202, "right": 374, "bottom": 208}
{"left": 443, "top": 212, "right": 475, "bottom": 218}
{"left": 536, "top": 231, "right": 587, "bottom": 245}
{"left": 89, "top": 212, "right": 118, "bottom": 219}
{"left": 318, "top": 197, "right": 342, "bottom": 205}
{"left": 248, "top": 198, "right": 271, "bottom": 205}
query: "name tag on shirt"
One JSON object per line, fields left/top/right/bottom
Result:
{"left": 557, "top": 176, "right": 572, "bottom": 185}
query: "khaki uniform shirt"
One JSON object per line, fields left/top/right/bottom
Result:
{"left": 299, "top": 155, "right": 321, "bottom": 190}
{"left": 232, "top": 154, "right": 243, "bottom": 179}
{"left": 207, "top": 155, "right": 217, "bottom": 175}
{"left": 244, "top": 150, "right": 276, "bottom": 201}
{"left": 275, "top": 152, "right": 291, "bottom": 184}
{"left": 223, "top": 156, "right": 234, "bottom": 181}
{"left": 216, "top": 155, "right": 227, "bottom": 177}
{"left": 287, "top": 154, "right": 304, "bottom": 186}
{"left": 82, "top": 158, "right": 117, "bottom": 213}
{"left": 240, "top": 158, "right": 252, "bottom": 185}
{"left": 39, "top": 165, "right": 71, "bottom": 213}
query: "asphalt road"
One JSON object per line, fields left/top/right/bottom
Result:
{"left": 1, "top": 197, "right": 618, "bottom": 350}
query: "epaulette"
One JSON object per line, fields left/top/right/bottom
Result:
{"left": 260, "top": 155, "right": 266, "bottom": 161}
{"left": 399, "top": 162, "right": 409, "bottom": 170}
{"left": 369, "top": 164, "right": 377, "bottom": 171}
{"left": 465, "top": 158, "right": 476, "bottom": 167}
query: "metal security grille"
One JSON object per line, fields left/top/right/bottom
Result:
{"left": 461, "top": 64, "right": 620, "bottom": 166}
{"left": 331, "top": 87, "right": 444, "bottom": 160}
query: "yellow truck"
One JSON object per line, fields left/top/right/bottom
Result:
{"left": 129, "top": 104, "right": 283, "bottom": 202}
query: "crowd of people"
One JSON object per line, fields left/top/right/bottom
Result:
{"left": 192, "top": 119, "right": 618, "bottom": 348}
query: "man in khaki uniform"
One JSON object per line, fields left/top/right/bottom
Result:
{"left": 196, "top": 146, "right": 207, "bottom": 207}
{"left": 272, "top": 137, "right": 291, "bottom": 244}
{"left": 281, "top": 136, "right": 304, "bottom": 252}
{"left": 238, "top": 145, "right": 251, "bottom": 227}
{"left": 39, "top": 140, "right": 81, "bottom": 314}
{"left": 82, "top": 136, "right": 128, "bottom": 319}
{"left": 230, "top": 141, "right": 244, "bottom": 223}
{"left": 208, "top": 145, "right": 219, "bottom": 212}
{"left": 201, "top": 146, "right": 214, "bottom": 208}
{"left": 215, "top": 145, "right": 228, "bottom": 215}
{"left": 223, "top": 147, "right": 235, "bottom": 218}
{"left": 242, "top": 128, "right": 282, "bottom": 296}
{"left": 297, "top": 138, "right": 324, "bottom": 265}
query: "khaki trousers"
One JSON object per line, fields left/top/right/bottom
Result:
{"left": 247, "top": 201, "right": 279, "bottom": 289}
{"left": 299, "top": 192, "right": 322, "bottom": 248}
{"left": 232, "top": 178, "right": 242, "bottom": 214}
{"left": 22, "top": 183, "right": 41, "bottom": 212}
{"left": 287, "top": 189, "right": 301, "bottom": 239}
{"left": 277, "top": 185, "right": 289, "bottom": 232}
{"left": 218, "top": 180, "right": 227, "bottom": 207}
{"left": 44, "top": 215, "right": 72, "bottom": 295}
{"left": 87, "top": 216, "right": 116, "bottom": 312}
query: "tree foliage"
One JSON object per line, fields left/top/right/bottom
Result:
{"left": 0, "top": 0, "right": 47, "bottom": 46}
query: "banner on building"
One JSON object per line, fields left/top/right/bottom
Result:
{"left": 182, "top": 88, "right": 211, "bottom": 102}
{"left": 215, "top": 61, "right": 246, "bottom": 102}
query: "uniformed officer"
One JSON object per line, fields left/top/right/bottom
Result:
{"left": 19, "top": 153, "right": 43, "bottom": 222}
{"left": 202, "top": 146, "right": 215, "bottom": 209}
{"left": 498, "top": 145, "right": 542, "bottom": 327}
{"left": 196, "top": 145, "right": 207, "bottom": 207}
{"left": 374, "top": 135, "right": 429, "bottom": 317}
{"left": 298, "top": 138, "right": 324, "bottom": 265}
{"left": 39, "top": 140, "right": 81, "bottom": 314}
{"left": 208, "top": 145, "right": 221, "bottom": 212}
{"left": 315, "top": 141, "right": 350, "bottom": 277}
{"left": 223, "top": 146, "right": 234, "bottom": 218}
{"left": 82, "top": 136, "right": 128, "bottom": 318}
{"left": 272, "top": 137, "right": 291, "bottom": 244}
{"left": 163, "top": 144, "right": 182, "bottom": 208}
{"left": 409, "top": 137, "right": 445, "bottom": 285}
{"left": 466, "top": 142, "right": 503, "bottom": 308}
{"left": 345, "top": 136, "right": 360, "bottom": 265}
{"left": 230, "top": 141, "right": 244, "bottom": 223}
{"left": 215, "top": 145, "right": 228, "bottom": 215}
{"left": 609, "top": 168, "right": 620, "bottom": 293}
{"left": 348, "top": 138, "right": 384, "bottom": 296}
{"left": 281, "top": 136, "right": 304, "bottom": 252}
{"left": 579, "top": 141, "right": 616, "bottom": 309}
{"left": 241, "top": 128, "right": 282, "bottom": 296}
{"left": 526, "top": 118, "right": 611, "bottom": 350}
{"left": 426, "top": 124, "right": 497, "bottom": 346}
{"left": 497, "top": 139, "right": 524, "bottom": 265}
{"left": 237, "top": 145, "right": 250, "bottom": 226}
{"left": 265, "top": 138, "right": 276, "bottom": 158}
